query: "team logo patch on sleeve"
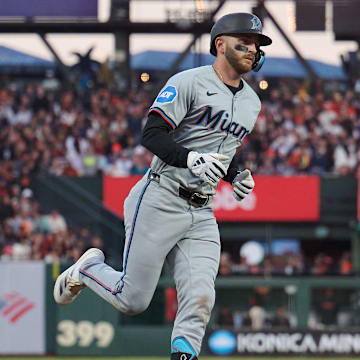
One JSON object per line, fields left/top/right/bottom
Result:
{"left": 156, "top": 85, "right": 177, "bottom": 103}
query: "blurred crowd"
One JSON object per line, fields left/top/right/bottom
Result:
{"left": 216, "top": 287, "right": 293, "bottom": 330}
{"left": 0, "top": 82, "right": 150, "bottom": 261}
{"left": 0, "top": 77, "right": 360, "bottom": 183}
{"left": 241, "top": 77, "right": 360, "bottom": 176}
{"left": 0, "top": 182, "right": 105, "bottom": 261}
{"left": 216, "top": 286, "right": 360, "bottom": 330}
{"left": 0, "top": 83, "right": 153, "bottom": 184}
{"left": 219, "top": 249, "right": 353, "bottom": 276}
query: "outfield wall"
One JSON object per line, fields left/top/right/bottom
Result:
{"left": 2, "top": 262, "right": 360, "bottom": 356}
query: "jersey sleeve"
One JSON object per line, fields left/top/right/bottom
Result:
{"left": 141, "top": 112, "right": 190, "bottom": 168}
{"left": 149, "top": 73, "right": 194, "bottom": 129}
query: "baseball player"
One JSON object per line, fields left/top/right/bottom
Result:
{"left": 54, "top": 13, "right": 271, "bottom": 360}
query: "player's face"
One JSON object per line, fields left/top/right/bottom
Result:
{"left": 223, "top": 35, "right": 258, "bottom": 74}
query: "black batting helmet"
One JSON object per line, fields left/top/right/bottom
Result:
{"left": 210, "top": 13, "right": 272, "bottom": 56}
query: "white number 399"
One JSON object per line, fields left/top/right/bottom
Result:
{"left": 57, "top": 320, "right": 114, "bottom": 348}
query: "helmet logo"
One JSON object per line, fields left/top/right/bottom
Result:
{"left": 250, "top": 16, "right": 262, "bottom": 31}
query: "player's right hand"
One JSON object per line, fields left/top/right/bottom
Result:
{"left": 187, "top": 151, "right": 229, "bottom": 187}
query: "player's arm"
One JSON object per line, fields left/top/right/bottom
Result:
{"left": 144, "top": 75, "right": 228, "bottom": 186}
{"left": 222, "top": 155, "right": 241, "bottom": 183}
{"left": 141, "top": 112, "right": 190, "bottom": 168}
{"left": 142, "top": 112, "right": 228, "bottom": 187}
{"left": 142, "top": 74, "right": 193, "bottom": 168}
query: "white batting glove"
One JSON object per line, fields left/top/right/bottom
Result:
{"left": 232, "top": 169, "right": 255, "bottom": 201}
{"left": 187, "top": 151, "right": 229, "bottom": 187}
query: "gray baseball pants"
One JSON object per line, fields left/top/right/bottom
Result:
{"left": 79, "top": 171, "right": 221, "bottom": 355}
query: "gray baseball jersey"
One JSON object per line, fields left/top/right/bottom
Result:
{"left": 76, "top": 65, "right": 261, "bottom": 357}
{"left": 149, "top": 65, "right": 261, "bottom": 194}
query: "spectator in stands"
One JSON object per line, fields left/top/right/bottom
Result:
{"left": 217, "top": 306, "right": 234, "bottom": 326}
{"left": 106, "top": 144, "right": 132, "bottom": 177}
{"left": 339, "top": 251, "right": 352, "bottom": 275}
{"left": 248, "top": 305, "right": 266, "bottom": 330}
{"left": 131, "top": 146, "right": 150, "bottom": 175}
{"left": 314, "top": 288, "right": 339, "bottom": 327}
{"left": 90, "top": 234, "right": 105, "bottom": 253}
{"left": 32, "top": 85, "right": 50, "bottom": 113}
{"left": 271, "top": 306, "right": 290, "bottom": 328}
{"left": 284, "top": 253, "right": 304, "bottom": 275}
{"left": 333, "top": 133, "right": 357, "bottom": 175}
{"left": 48, "top": 209, "right": 67, "bottom": 234}
{"left": 311, "top": 253, "right": 334, "bottom": 275}
{"left": 249, "top": 287, "right": 271, "bottom": 309}
{"left": 219, "top": 252, "right": 233, "bottom": 276}
{"left": 231, "top": 255, "right": 250, "bottom": 274}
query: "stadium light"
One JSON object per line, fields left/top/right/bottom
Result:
{"left": 259, "top": 80, "right": 268, "bottom": 90}
{"left": 140, "top": 72, "right": 150, "bottom": 82}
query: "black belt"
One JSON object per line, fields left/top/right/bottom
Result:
{"left": 149, "top": 170, "right": 209, "bottom": 208}
{"left": 179, "top": 187, "right": 209, "bottom": 208}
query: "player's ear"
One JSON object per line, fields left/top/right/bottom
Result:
{"left": 215, "top": 36, "right": 226, "bottom": 55}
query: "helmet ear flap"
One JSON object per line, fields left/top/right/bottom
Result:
{"left": 252, "top": 48, "right": 265, "bottom": 72}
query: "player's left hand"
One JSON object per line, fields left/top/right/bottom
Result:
{"left": 232, "top": 169, "right": 255, "bottom": 201}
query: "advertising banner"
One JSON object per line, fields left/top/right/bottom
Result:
{"left": 0, "top": 262, "right": 45, "bottom": 354}
{"left": 104, "top": 175, "right": 320, "bottom": 222}
{"left": 207, "top": 329, "right": 360, "bottom": 356}
{"left": 212, "top": 176, "right": 319, "bottom": 221}
{"left": 103, "top": 175, "right": 140, "bottom": 218}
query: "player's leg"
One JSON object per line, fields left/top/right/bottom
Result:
{"left": 167, "top": 208, "right": 221, "bottom": 359}
{"left": 80, "top": 177, "right": 192, "bottom": 314}
{"left": 55, "top": 175, "right": 191, "bottom": 316}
